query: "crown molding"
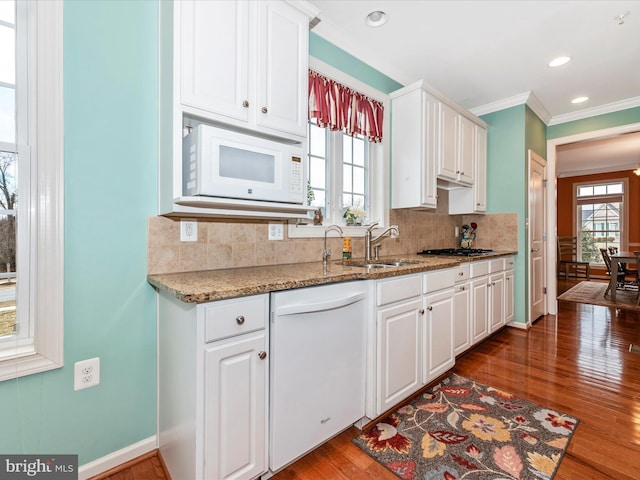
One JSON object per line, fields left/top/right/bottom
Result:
{"left": 469, "top": 91, "right": 551, "bottom": 124}
{"left": 548, "top": 96, "right": 640, "bottom": 126}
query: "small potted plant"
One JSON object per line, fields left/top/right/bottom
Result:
{"left": 343, "top": 206, "right": 365, "bottom": 226}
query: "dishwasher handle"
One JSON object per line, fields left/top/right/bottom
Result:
{"left": 274, "top": 292, "right": 367, "bottom": 317}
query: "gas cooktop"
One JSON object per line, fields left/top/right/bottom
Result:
{"left": 418, "top": 248, "right": 495, "bottom": 257}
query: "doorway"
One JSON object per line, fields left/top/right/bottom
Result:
{"left": 545, "top": 122, "right": 640, "bottom": 315}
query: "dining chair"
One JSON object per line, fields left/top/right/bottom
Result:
{"left": 609, "top": 246, "right": 638, "bottom": 279}
{"left": 600, "top": 248, "right": 627, "bottom": 297}
{"left": 557, "top": 236, "right": 590, "bottom": 280}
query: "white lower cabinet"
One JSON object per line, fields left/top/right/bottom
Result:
{"left": 205, "top": 333, "right": 267, "bottom": 480}
{"left": 423, "top": 287, "right": 455, "bottom": 382}
{"left": 453, "top": 264, "right": 471, "bottom": 356}
{"left": 488, "top": 271, "right": 506, "bottom": 333}
{"left": 377, "top": 297, "right": 424, "bottom": 415}
{"left": 374, "top": 274, "right": 423, "bottom": 416}
{"left": 422, "top": 268, "right": 456, "bottom": 383}
{"left": 158, "top": 292, "right": 269, "bottom": 480}
{"left": 505, "top": 268, "right": 515, "bottom": 324}
{"left": 470, "top": 275, "right": 489, "bottom": 344}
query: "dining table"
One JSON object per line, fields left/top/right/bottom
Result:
{"left": 610, "top": 251, "right": 639, "bottom": 302}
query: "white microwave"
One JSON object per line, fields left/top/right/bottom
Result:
{"left": 183, "top": 124, "right": 305, "bottom": 204}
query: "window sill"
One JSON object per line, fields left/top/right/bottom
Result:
{"left": 0, "top": 351, "right": 63, "bottom": 382}
{"left": 287, "top": 221, "right": 387, "bottom": 239}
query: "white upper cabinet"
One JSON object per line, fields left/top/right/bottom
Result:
{"left": 179, "top": 0, "right": 309, "bottom": 139}
{"left": 390, "top": 80, "right": 487, "bottom": 212}
{"left": 180, "top": 1, "right": 251, "bottom": 124}
{"left": 390, "top": 85, "right": 438, "bottom": 209}
{"left": 255, "top": 1, "right": 309, "bottom": 137}
{"left": 437, "top": 103, "right": 474, "bottom": 186}
{"left": 456, "top": 115, "right": 475, "bottom": 185}
{"left": 449, "top": 124, "right": 487, "bottom": 214}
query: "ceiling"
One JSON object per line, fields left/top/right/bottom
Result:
{"left": 307, "top": 0, "right": 640, "bottom": 176}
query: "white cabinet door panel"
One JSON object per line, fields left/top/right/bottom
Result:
{"left": 205, "top": 332, "right": 267, "bottom": 480}
{"left": 256, "top": 1, "right": 308, "bottom": 137}
{"left": 180, "top": 0, "right": 250, "bottom": 122}
{"left": 423, "top": 288, "right": 455, "bottom": 383}
{"left": 453, "top": 283, "right": 471, "bottom": 356}
{"left": 377, "top": 299, "right": 423, "bottom": 415}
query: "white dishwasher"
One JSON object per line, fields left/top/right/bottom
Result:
{"left": 269, "top": 281, "right": 368, "bottom": 472}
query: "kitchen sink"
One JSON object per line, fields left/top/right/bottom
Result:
{"left": 347, "top": 260, "right": 420, "bottom": 269}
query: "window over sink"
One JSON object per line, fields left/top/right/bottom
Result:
{"left": 288, "top": 59, "right": 389, "bottom": 239}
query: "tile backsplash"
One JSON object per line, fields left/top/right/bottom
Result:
{"left": 148, "top": 209, "right": 518, "bottom": 275}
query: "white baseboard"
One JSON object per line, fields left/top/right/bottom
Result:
{"left": 78, "top": 435, "right": 157, "bottom": 480}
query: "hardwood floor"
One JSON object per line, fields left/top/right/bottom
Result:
{"left": 99, "top": 278, "right": 640, "bottom": 479}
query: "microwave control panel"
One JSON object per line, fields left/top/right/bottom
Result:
{"left": 289, "top": 156, "right": 303, "bottom": 195}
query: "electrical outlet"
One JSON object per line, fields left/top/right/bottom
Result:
{"left": 180, "top": 219, "right": 198, "bottom": 242}
{"left": 268, "top": 222, "right": 284, "bottom": 240}
{"left": 74, "top": 357, "right": 100, "bottom": 391}
{"left": 455, "top": 226, "right": 459, "bottom": 237}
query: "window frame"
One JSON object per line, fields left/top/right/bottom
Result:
{"left": 573, "top": 178, "right": 628, "bottom": 265}
{"left": 288, "top": 57, "right": 390, "bottom": 239}
{"left": 0, "top": 0, "right": 64, "bottom": 381}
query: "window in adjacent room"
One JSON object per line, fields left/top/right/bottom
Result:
{"left": 0, "top": 0, "right": 63, "bottom": 381}
{"left": 575, "top": 180, "right": 626, "bottom": 264}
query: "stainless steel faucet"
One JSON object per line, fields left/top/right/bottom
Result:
{"left": 323, "top": 225, "right": 343, "bottom": 266}
{"left": 365, "top": 222, "right": 400, "bottom": 261}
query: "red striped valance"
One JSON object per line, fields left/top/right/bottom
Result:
{"left": 308, "top": 69, "right": 384, "bottom": 143}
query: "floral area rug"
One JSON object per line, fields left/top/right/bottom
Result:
{"left": 353, "top": 374, "right": 579, "bottom": 480}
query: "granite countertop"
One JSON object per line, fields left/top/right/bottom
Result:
{"left": 147, "top": 251, "right": 517, "bottom": 304}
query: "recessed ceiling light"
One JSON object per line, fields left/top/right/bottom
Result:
{"left": 571, "top": 96, "right": 589, "bottom": 104}
{"left": 548, "top": 56, "right": 571, "bottom": 67}
{"left": 366, "top": 10, "right": 387, "bottom": 27}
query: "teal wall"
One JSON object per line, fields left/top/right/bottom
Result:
{"left": 481, "top": 105, "right": 528, "bottom": 325}
{"left": 525, "top": 106, "right": 547, "bottom": 158}
{"left": 547, "top": 106, "right": 640, "bottom": 139}
{"left": 310, "top": 32, "right": 403, "bottom": 94}
{"left": 0, "top": 0, "right": 158, "bottom": 464}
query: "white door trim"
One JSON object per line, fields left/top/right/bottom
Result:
{"left": 545, "top": 122, "right": 640, "bottom": 314}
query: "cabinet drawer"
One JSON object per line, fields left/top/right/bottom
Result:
{"left": 470, "top": 260, "right": 489, "bottom": 278}
{"left": 489, "top": 258, "right": 505, "bottom": 273}
{"left": 454, "top": 264, "right": 470, "bottom": 283}
{"left": 504, "top": 256, "right": 515, "bottom": 271}
{"left": 203, "top": 295, "right": 268, "bottom": 343}
{"left": 423, "top": 268, "right": 456, "bottom": 294}
{"left": 377, "top": 275, "right": 422, "bottom": 306}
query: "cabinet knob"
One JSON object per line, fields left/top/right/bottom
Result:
{"left": 427, "top": 306, "right": 433, "bottom": 311}
{"left": 242, "top": 100, "right": 249, "bottom": 108}
{"left": 419, "top": 309, "right": 425, "bottom": 315}
{"left": 492, "top": 282, "right": 496, "bottom": 286}
{"left": 476, "top": 203, "right": 481, "bottom": 206}
{"left": 456, "top": 170, "right": 460, "bottom": 174}
{"left": 460, "top": 286, "right": 466, "bottom": 291}
{"left": 261, "top": 106, "right": 268, "bottom": 114}
{"left": 458, "top": 271, "right": 464, "bottom": 276}
{"left": 258, "top": 351, "right": 267, "bottom": 360}
{"left": 236, "top": 315, "right": 245, "bottom": 325}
